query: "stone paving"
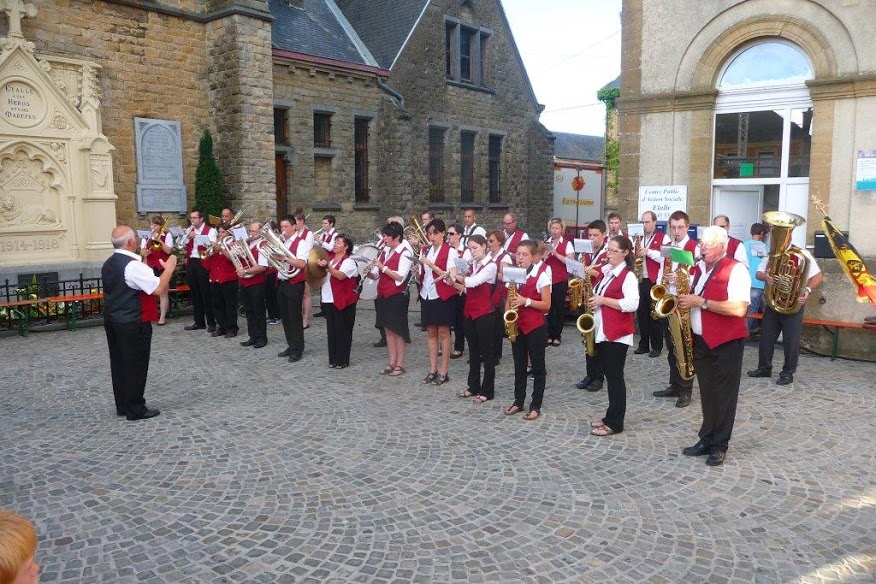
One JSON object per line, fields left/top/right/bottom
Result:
{"left": 1, "top": 305, "right": 874, "bottom": 583}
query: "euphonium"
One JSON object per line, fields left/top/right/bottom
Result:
{"left": 575, "top": 271, "right": 596, "bottom": 357}
{"left": 404, "top": 215, "right": 429, "bottom": 248}
{"left": 762, "top": 211, "right": 809, "bottom": 314}
{"left": 568, "top": 277, "right": 584, "bottom": 311}
{"left": 503, "top": 281, "right": 520, "bottom": 343}
{"left": 258, "top": 222, "right": 301, "bottom": 278}
{"left": 220, "top": 235, "right": 258, "bottom": 278}
{"left": 652, "top": 263, "right": 695, "bottom": 381}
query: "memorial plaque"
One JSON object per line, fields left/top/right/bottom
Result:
{"left": 2, "top": 80, "right": 47, "bottom": 128}
{"left": 134, "top": 118, "right": 186, "bottom": 212}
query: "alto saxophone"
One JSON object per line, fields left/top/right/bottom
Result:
{"left": 504, "top": 281, "right": 520, "bottom": 343}
{"left": 575, "top": 270, "right": 596, "bottom": 357}
{"left": 633, "top": 235, "right": 644, "bottom": 281}
{"left": 652, "top": 262, "right": 695, "bottom": 381}
{"left": 650, "top": 254, "right": 672, "bottom": 319}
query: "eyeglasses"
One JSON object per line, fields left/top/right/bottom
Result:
{"left": 606, "top": 248, "right": 623, "bottom": 254}
{"left": 447, "top": 232, "right": 458, "bottom": 236}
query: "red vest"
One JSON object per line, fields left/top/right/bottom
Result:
{"left": 683, "top": 238, "right": 698, "bottom": 253}
{"left": 599, "top": 267, "right": 635, "bottom": 341}
{"left": 696, "top": 258, "right": 749, "bottom": 349}
{"left": 145, "top": 234, "right": 170, "bottom": 270}
{"left": 490, "top": 251, "right": 510, "bottom": 306}
{"left": 288, "top": 235, "right": 307, "bottom": 284}
{"left": 240, "top": 245, "right": 266, "bottom": 287}
{"left": 185, "top": 224, "right": 211, "bottom": 264}
{"left": 644, "top": 231, "right": 665, "bottom": 282}
{"left": 727, "top": 236, "right": 742, "bottom": 259}
{"left": 506, "top": 229, "right": 525, "bottom": 254}
{"left": 420, "top": 243, "right": 457, "bottom": 301}
{"left": 585, "top": 244, "right": 608, "bottom": 268}
{"left": 140, "top": 291, "right": 158, "bottom": 323}
{"left": 516, "top": 263, "right": 549, "bottom": 335}
{"left": 464, "top": 262, "right": 493, "bottom": 320}
{"left": 377, "top": 247, "right": 406, "bottom": 298}
{"left": 207, "top": 253, "right": 237, "bottom": 284}
{"left": 546, "top": 238, "right": 570, "bottom": 283}
{"left": 328, "top": 254, "right": 359, "bottom": 310}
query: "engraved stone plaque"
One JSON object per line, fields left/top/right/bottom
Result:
{"left": 2, "top": 80, "right": 47, "bottom": 128}
{"left": 134, "top": 118, "right": 186, "bottom": 212}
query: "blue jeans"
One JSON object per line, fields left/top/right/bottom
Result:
{"left": 748, "top": 288, "right": 764, "bottom": 332}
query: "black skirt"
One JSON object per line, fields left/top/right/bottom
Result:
{"left": 421, "top": 296, "right": 454, "bottom": 326}
{"left": 375, "top": 293, "right": 411, "bottom": 341}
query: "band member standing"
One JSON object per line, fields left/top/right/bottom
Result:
{"left": 103, "top": 226, "right": 177, "bottom": 420}
{"left": 588, "top": 236, "right": 639, "bottom": 436}
{"left": 544, "top": 217, "right": 575, "bottom": 346}
{"left": 576, "top": 220, "right": 609, "bottom": 391}
{"left": 679, "top": 226, "right": 751, "bottom": 466}
{"left": 446, "top": 224, "right": 466, "bottom": 359}
{"left": 313, "top": 214, "right": 339, "bottom": 319}
{"left": 183, "top": 209, "right": 217, "bottom": 332}
{"left": 460, "top": 208, "right": 487, "bottom": 249}
{"left": 205, "top": 223, "right": 239, "bottom": 338}
{"left": 264, "top": 220, "right": 281, "bottom": 326}
{"left": 487, "top": 229, "right": 512, "bottom": 363}
{"left": 318, "top": 234, "right": 359, "bottom": 368}
{"left": 713, "top": 215, "right": 749, "bottom": 267}
{"left": 451, "top": 234, "right": 498, "bottom": 402}
{"left": 634, "top": 211, "right": 669, "bottom": 357}
{"left": 747, "top": 236, "right": 822, "bottom": 385}
{"left": 501, "top": 213, "right": 528, "bottom": 254}
{"left": 419, "top": 219, "right": 457, "bottom": 385}
{"left": 274, "top": 214, "right": 311, "bottom": 362}
{"left": 375, "top": 215, "right": 409, "bottom": 347}
{"left": 371, "top": 222, "right": 414, "bottom": 376}
{"left": 607, "top": 212, "right": 625, "bottom": 239}
{"left": 238, "top": 222, "right": 269, "bottom": 348}
{"left": 652, "top": 210, "right": 700, "bottom": 408}
{"left": 504, "top": 240, "right": 552, "bottom": 421}
{"left": 293, "top": 210, "right": 315, "bottom": 329}
{"left": 141, "top": 214, "right": 174, "bottom": 325}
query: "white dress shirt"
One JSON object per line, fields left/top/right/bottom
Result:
{"left": 277, "top": 231, "right": 313, "bottom": 281}
{"left": 319, "top": 228, "right": 338, "bottom": 252}
{"left": 502, "top": 230, "right": 529, "bottom": 252}
{"left": 691, "top": 257, "right": 751, "bottom": 335}
{"left": 464, "top": 256, "right": 497, "bottom": 288}
{"left": 320, "top": 256, "right": 358, "bottom": 303}
{"left": 371, "top": 241, "right": 414, "bottom": 287}
{"left": 116, "top": 249, "right": 160, "bottom": 295}
{"left": 592, "top": 263, "right": 639, "bottom": 345}
{"left": 419, "top": 244, "right": 456, "bottom": 300}
{"left": 188, "top": 226, "right": 217, "bottom": 259}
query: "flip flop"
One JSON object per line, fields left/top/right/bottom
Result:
{"left": 591, "top": 426, "right": 616, "bottom": 436}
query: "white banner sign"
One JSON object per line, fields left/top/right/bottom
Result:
{"left": 638, "top": 186, "right": 688, "bottom": 222}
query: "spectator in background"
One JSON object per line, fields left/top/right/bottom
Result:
{"left": 743, "top": 223, "right": 768, "bottom": 335}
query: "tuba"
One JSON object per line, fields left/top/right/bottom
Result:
{"left": 575, "top": 271, "right": 596, "bottom": 357}
{"left": 504, "top": 279, "right": 520, "bottom": 343}
{"left": 762, "top": 211, "right": 809, "bottom": 314}
{"left": 258, "top": 222, "right": 301, "bottom": 279}
{"left": 652, "top": 262, "right": 695, "bottom": 381}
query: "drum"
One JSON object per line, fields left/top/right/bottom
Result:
{"left": 351, "top": 244, "right": 382, "bottom": 301}
{"left": 358, "top": 276, "right": 380, "bottom": 301}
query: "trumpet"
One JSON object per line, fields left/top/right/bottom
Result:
{"left": 258, "top": 222, "right": 301, "bottom": 279}
{"left": 174, "top": 224, "right": 196, "bottom": 252}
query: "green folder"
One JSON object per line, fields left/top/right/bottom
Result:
{"left": 670, "top": 248, "right": 695, "bottom": 266}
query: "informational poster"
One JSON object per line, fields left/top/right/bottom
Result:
{"left": 638, "top": 186, "right": 688, "bottom": 221}
{"left": 855, "top": 150, "right": 876, "bottom": 190}
{"left": 553, "top": 166, "right": 604, "bottom": 232}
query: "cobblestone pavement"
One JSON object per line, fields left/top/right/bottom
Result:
{"left": 1, "top": 306, "right": 874, "bottom": 583}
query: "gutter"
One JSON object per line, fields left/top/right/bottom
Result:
{"left": 377, "top": 78, "right": 405, "bottom": 110}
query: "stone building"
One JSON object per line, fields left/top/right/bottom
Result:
{"left": 617, "top": 0, "right": 875, "bottom": 358}
{"left": 0, "top": 0, "right": 552, "bottom": 284}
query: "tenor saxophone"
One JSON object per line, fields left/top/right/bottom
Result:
{"left": 633, "top": 235, "right": 644, "bottom": 281}
{"left": 652, "top": 263, "right": 695, "bottom": 380}
{"left": 503, "top": 281, "right": 520, "bottom": 343}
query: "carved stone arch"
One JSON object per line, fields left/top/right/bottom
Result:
{"left": 0, "top": 141, "right": 68, "bottom": 229}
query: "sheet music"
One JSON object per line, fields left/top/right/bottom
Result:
{"left": 566, "top": 258, "right": 585, "bottom": 278}
{"left": 503, "top": 266, "right": 527, "bottom": 284}
{"left": 232, "top": 226, "right": 247, "bottom": 241}
{"left": 574, "top": 238, "right": 593, "bottom": 254}
{"left": 627, "top": 223, "right": 645, "bottom": 238}
{"left": 453, "top": 258, "right": 468, "bottom": 273}
{"left": 169, "top": 226, "right": 184, "bottom": 238}
{"left": 194, "top": 235, "right": 210, "bottom": 247}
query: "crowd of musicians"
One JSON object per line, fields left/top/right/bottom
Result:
{"left": 134, "top": 205, "right": 821, "bottom": 466}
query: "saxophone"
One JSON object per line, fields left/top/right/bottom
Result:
{"left": 503, "top": 280, "right": 520, "bottom": 343}
{"left": 575, "top": 270, "right": 596, "bottom": 357}
{"left": 652, "top": 262, "right": 695, "bottom": 380}
{"left": 650, "top": 254, "right": 672, "bottom": 319}
{"left": 633, "top": 235, "right": 644, "bottom": 281}
{"left": 568, "top": 277, "right": 583, "bottom": 311}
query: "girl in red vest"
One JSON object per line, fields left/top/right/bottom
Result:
{"left": 318, "top": 234, "right": 359, "bottom": 369}
{"left": 544, "top": 218, "right": 576, "bottom": 346}
{"left": 487, "top": 229, "right": 512, "bottom": 364}
{"left": 141, "top": 214, "right": 174, "bottom": 325}
{"left": 371, "top": 222, "right": 415, "bottom": 376}
{"left": 588, "top": 236, "right": 640, "bottom": 436}
{"left": 205, "top": 224, "right": 239, "bottom": 338}
{"left": 504, "top": 240, "right": 552, "bottom": 421}
{"left": 419, "top": 219, "right": 457, "bottom": 385}
{"left": 450, "top": 234, "right": 497, "bottom": 402}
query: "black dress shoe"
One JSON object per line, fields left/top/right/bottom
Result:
{"left": 184, "top": 324, "right": 205, "bottom": 331}
{"left": 372, "top": 339, "right": 387, "bottom": 348}
{"left": 289, "top": 353, "right": 303, "bottom": 363}
{"left": 252, "top": 341, "right": 267, "bottom": 349}
{"left": 633, "top": 347, "right": 649, "bottom": 355}
{"left": 207, "top": 325, "right": 217, "bottom": 333}
{"left": 706, "top": 450, "right": 726, "bottom": 466}
{"left": 126, "top": 408, "right": 160, "bottom": 421}
{"left": 314, "top": 311, "right": 326, "bottom": 318}
{"left": 776, "top": 372, "right": 794, "bottom": 385}
{"left": 585, "top": 380, "right": 603, "bottom": 392}
{"left": 653, "top": 386, "right": 679, "bottom": 398}
{"left": 675, "top": 394, "right": 691, "bottom": 408}
{"left": 240, "top": 339, "right": 255, "bottom": 347}
{"left": 278, "top": 348, "right": 291, "bottom": 357}
{"left": 225, "top": 331, "right": 238, "bottom": 338}
{"left": 747, "top": 367, "right": 772, "bottom": 378}
{"left": 116, "top": 409, "right": 126, "bottom": 417}
{"left": 648, "top": 349, "right": 661, "bottom": 358}
{"left": 576, "top": 376, "right": 594, "bottom": 390}
{"left": 682, "top": 441, "right": 710, "bottom": 456}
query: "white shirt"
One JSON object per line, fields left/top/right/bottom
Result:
{"left": 657, "top": 235, "right": 701, "bottom": 295}
{"left": 277, "top": 231, "right": 313, "bottom": 281}
{"left": 188, "top": 226, "right": 217, "bottom": 259}
{"left": 592, "top": 263, "right": 639, "bottom": 346}
{"left": 117, "top": 249, "right": 160, "bottom": 295}
{"left": 464, "top": 256, "right": 497, "bottom": 288}
{"left": 506, "top": 260, "right": 552, "bottom": 291}
{"left": 250, "top": 241, "right": 270, "bottom": 268}
{"left": 643, "top": 231, "right": 670, "bottom": 263}
{"left": 756, "top": 248, "right": 821, "bottom": 281}
{"left": 691, "top": 257, "right": 751, "bottom": 335}
{"left": 730, "top": 237, "right": 749, "bottom": 267}
{"left": 582, "top": 242, "right": 609, "bottom": 267}
{"left": 502, "top": 230, "right": 529, "bottom": 253}
{"left": 460, "top": 223, "right": 487, "bottom": 249}
{"left": 319, "top": 228, "right": 338, "bottom": 252}
{"left": 370, "top": 241, "right": 414, "bottom": 287}
{"left": 320, "top": 256, "right": 358, "bottom": 303}
{"left": 420, "top": 244, "right": 456, "bottom": 300}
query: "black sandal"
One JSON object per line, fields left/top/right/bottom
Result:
{"left": 432, "top": 373, "right": 450, "bottom": 385}
{"left": 422, "top": 372, "right": 438, "bottom": 384}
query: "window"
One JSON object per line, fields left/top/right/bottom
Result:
{"left": 354, "top": 118, "right": 370, "bottom": 202}
{"left": 460, "top": 131, "right": 476, "bottom": 202}
{"left": 313, "top": 112, "right": 332, "bottom": 148}
{"left": 719, "top": 42, "right": 813, "bottom": 89}
{"left": 445, "top": 20, "right": 490, "bottom": 87}
{"left": 488, "top": 135, "right": 502, "bottom": 202}
{"left": 429, "top": 127, "right": 446, "bottom": 202}
{"left": 274, "top": 108, "right": 288, "bottom": 145}
{"left": 460, "top": 27, "right": 475, "bottom": 82}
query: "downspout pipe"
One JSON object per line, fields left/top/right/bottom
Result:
{"left": 377, "top": 78, "right": 405, "bottom": 110}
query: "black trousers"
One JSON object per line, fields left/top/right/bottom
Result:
{"left": 452, "top": 295, "right": 465, "bottom": 352}
{"left": 464, "top": 312, "right": 496, "bottom": 399}
{"left": 585, "top": 351, "right": 605, "bottom": 383}
{"left": 264, "top": 272, "right": 280, "bottom": 319}
{"left": 597, "top": 341, "right": 629, "bottom": 432}
{"left": 210, "top": 280, "right": 239, "bottom": 334}
{"left": 278, "top": 280, "right": 305, "bottom": 355}
{"left": 636, "top": 278, "right": 663, "bottom": 351}
{"left": 241, "top": 283, "right": 267, "bottom": 343}
{"left": 105, "top": 322, "right": 152, "bottom": 417}
{"left": 186, "top": 258, "right": 214, "bottom": 327}
{"left": 547, "top": 280, "right": 568, "bottom": 340}
{"left": 757, "top": 306, "right": 804, "bottom": 374}
{"left": 665, "top": 319, "right": 693, "bottom": 392}
{"left": 493, "top": 303, "right": 505, "bottom": 361}
{"left": 511, "top": 325, "right": 547, "bottom": 412}
{"left": 694, "top": 335, "right": 744, "bottom": 452}
{"left": 324, "top": 301, "right": 356, "bottom": 366}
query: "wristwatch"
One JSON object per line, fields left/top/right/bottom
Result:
{"left": 701, "top": 300, "right": 709, "bottom": 311}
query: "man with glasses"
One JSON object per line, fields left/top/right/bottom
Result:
{"left": 634, "top": 211, "right": 669, "bottom": 357}
{"left": 238, "top": 222, "right": 269, "bottom": 349}
{"left": 501, "top": 213, "right": 528, "bottom": 254}
{"left": 183, "top": 209, "right": 217, "bottom": 332}
{"left": 712, "top": 215, "right": 748, "bottom": 267}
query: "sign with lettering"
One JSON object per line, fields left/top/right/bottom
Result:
{"left": 2, "top": 80, "right": 46, "bottom": 128}
{"left": 553, "top": 166, "right": 603, "bottom": 230}
{"left": 134, "top": 118, "right": 186, "bottom": 212}
{"left": 638, "top": 186, "right": 688, "bottom": 222}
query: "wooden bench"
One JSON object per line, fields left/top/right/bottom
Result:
{"left": 48, "top": 292, "right": 105, "bottom": 331}
{"left": 168, "top": 284, "right": 191, "bottom": 318}
{"left": 0, "top": 297, "right": 50, "bottom": 336}
{"left": 747, "top": 312, "right": 870, "bottom": 360}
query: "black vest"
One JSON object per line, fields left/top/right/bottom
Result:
{"left": 102, "top": 252, "right": 142, "bottom": 324}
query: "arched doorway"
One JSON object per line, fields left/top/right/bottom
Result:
{"left": 711, "top": 41, "right": 813, "bottom": 246}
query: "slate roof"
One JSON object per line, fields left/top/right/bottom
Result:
{"left": 600, "top": 75, "right": 620, "bottom": 91}
{"left": 553, "top": 132, "right": 605, "bottom": 163}
{"left": 270, "top": 0, "right": 370, "bottom": 66}
{"left": 334, "top": 0, "right": 430, "bottom": 69}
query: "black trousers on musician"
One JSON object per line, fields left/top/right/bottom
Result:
{"left": 492, "top": 303, "right": 505, "bottom": 361}
{"left": 511, "top": 325, "right": 547, "bottom": 412}
{"left": 452, "top": 295, "right": 466, "bottom": 353}
{"left": 105, "top": 321, "right": 153, "bottom": 418}
{"left": 694, "top": 335, "right": 744, "bottom": 452}
{"left": 757, "top": 306, "right": 804, "bottom": 374}
{"left": 186, "top": 258, "right": 214, "bottom": 328}
{"left": 636, "top": 278, "right": 663, "bottom": 351}
{"left": 210, "top": 281, "right": 239, "bottom": 334}
{"left": 324, "top": 301, "right": 356, "bottom": 367}
{"left": 585, "top": 351, "right": 604, "bottom": 384}
{"left": 241, "top": 283, "right": 267, "bottom": 344}
{"left": 264, "top": 272, "right": 280, "bottom": 320}
{"left": 547, "top": 280, "right": 568, "bottom": 341}
{"left": 278, "top": 280, "right": 305, "bottom": 356}
{"left": 665, "top": 321, "right": 694, "bottom": 393}
{"left": 597, "top": 341, "right": 629, "bottom": 433}
{"left": 464, "top": 312, "right": 496, "bottom": 399}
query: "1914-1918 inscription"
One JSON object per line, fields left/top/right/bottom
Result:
{"left": 134, "top": 118, "right": 186, "bottom": 213}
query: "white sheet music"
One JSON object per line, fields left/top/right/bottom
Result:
{"left": 627, "top": 223, "right": 645, "bottom": 237}
{"left": 194, "top": 235, "right": 210, "bottom": 247}
{"left": 232, "top": 226, "right": 247, "bottom": 241}
{"left": 503, "top": 266, "right": 527, "bottom": 284}
{"left": 566, "top": 258, "right": 585, "bottom": 278}
{"left": 574, "top": 238, "right": 593, "bottom": 254}
{"left": 454, "top": 258, "right": 468, "bottom": 273}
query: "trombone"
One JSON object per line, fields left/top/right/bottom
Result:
{"left": 404, "top": 215, "right": 429, "bottom": 248}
